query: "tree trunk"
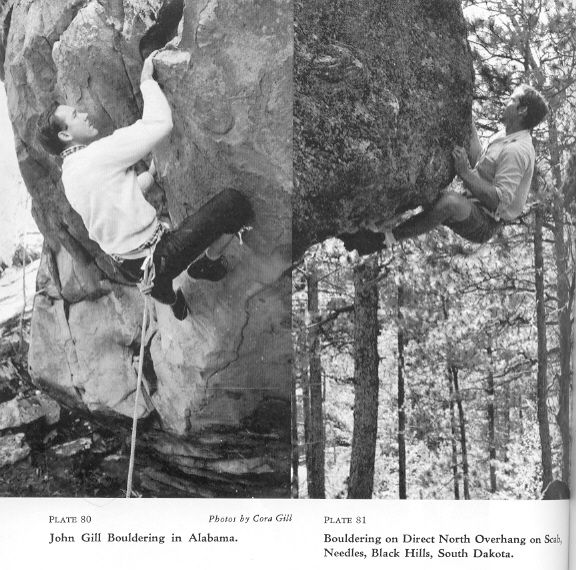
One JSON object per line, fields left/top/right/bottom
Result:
{"left": 348, "top": 258, "right": 380, "bottom": 499}
{"left": 447, "top": 365, "right": 460, "bottom": 500}
{"left": 301, "top": 366, "right": 313, "bottom": 496}
{"left": 397, "top": 285, "right": 407, "bottom": 499}
{"left": 503, "top": 381, "right": 511, "bottom": 472}
{"left": 548, "top": 114, "right": 572, "bottom": 484}
{"left": 442, "top": 297, "right": 460, "bottom": 499}
{"left": 306, "top": 266, "right": 325, "bottom": 498}
{"left": 534, "top": 203, "right": 553, "bottom": 487}
{"left": 451, "top": 366, "right": 470, "bottom": 500}
{"left": 486, "top": 346, "right": 497, "bottom": 494}
{"left": 291, "top": 374, "right": 299, "bottom": 499}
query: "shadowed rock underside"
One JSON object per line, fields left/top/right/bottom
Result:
{"left": 294, "top": 0, "right": 474, "bottom": 256}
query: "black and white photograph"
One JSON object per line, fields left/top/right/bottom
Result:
{"left": 0, "top": 0, "right": 573, "bottom": 567}
{"left": 294, "top": 0, "right": 574, "bottom": 501}
{"left": 0, "top": 0, "right": 292, "bottom": 499}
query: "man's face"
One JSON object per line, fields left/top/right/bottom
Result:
{"left": 502, "top": 88, "right": 527, "bottom": 126}
{"left": 54, "top": 105, "right": 99, "bottom": 145}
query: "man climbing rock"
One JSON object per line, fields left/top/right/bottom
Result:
{"left": 341, "top": 84, "right": 548, "bottom": 254}
{"left": 36, "top": 51, "right": 253, "bottom": 320}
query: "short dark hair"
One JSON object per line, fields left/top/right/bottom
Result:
{"left": 517, "top": 84, "right": 548, "bottom": 129}
{"left": 36, "top": 102, "right": 66, "bottom": 155}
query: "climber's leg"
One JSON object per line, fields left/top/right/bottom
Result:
{"left": 152, "top": 188, "right": 254, "bottom": 283}
{"left": 443, "top": 200, "right": 502, "bottom": 244}
{"left": 206, "top": 233, "right": 236, "bottom": 258}
{"left": 340, "top": 193, "right": 500, "bottom": 255}
{"left": 117, "top": 257, "right": 188, "bottom": 320}
{"left": 392, "top": 192, "right": 471, "bottom": 241}
{"left": 186, "top": 233, "right": 236, "bottom": 282}
{"left": 341, "top": 193, "right": 470, "bottom": 254}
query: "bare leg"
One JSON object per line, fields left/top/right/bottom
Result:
{"left": 393, "top": 192, "right": 472, "bottom": 241}
{"left": 340, "top": 193, "right": 473, "bottom": 255}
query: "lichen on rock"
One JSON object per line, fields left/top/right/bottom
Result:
{"left": 294, "top": 0, "right": 474, "bottom": 256}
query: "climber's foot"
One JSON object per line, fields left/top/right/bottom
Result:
{"left": 340, "top": 230, "right": 385, "bottom": 256}
{"left": 339, "top": 229, "right": 396, "bottom": 256}
{"left": 171, "top": 288, "right": 188, "bottom": 321}
{"left": 151, "top": 276, "right": 177, "bottom": 305}
{"left": 187, "top": 254, "right": 228, "bottom": 281}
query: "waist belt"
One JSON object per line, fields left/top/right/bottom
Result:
{"left": 111, "top": 222, "right": 166, "bottom": 262}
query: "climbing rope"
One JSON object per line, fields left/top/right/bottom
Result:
{"left": 124, "top": 223, "right": 248, "bottom": 497}
{"left": 126, "top": 254, "right": 156, "bottom": 498}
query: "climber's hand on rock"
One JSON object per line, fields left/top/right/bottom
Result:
{"left": 141, "top": 50, "right": 159, "bottom": 82}
{"left": 452, "top": 146, "right": 470, "bottom": 177}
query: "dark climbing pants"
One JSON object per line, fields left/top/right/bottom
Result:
{"left": 119, "top": 188, "right": 253, "bottom": 303}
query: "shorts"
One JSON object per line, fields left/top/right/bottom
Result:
{"left": 444, "top": 201, "right": 502, "bottom": 244}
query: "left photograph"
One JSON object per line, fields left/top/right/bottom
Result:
{"left": 0, "top": 0, "right": 292, "bottom": 497}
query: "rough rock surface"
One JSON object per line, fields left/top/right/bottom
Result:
{"left": 0, "top": 393, "right": 60, "bottom": 430}
{"left": 1, "top": 0, "right": 291, "bottom": 495}
{"left": 48, "top": 437, "right": 92, "bottom": 458}
{"left": 0, "top": 433, "right": 30, "bottom": 467}
{"left": 294, "top": 0, "right": 474, "bottom": 256}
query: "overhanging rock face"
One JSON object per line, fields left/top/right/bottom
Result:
{"left": 1, "top": 0, "right": 291, "bottom": 494}
{"left": 294, "top": 0, "right": 474, "bottom": 256}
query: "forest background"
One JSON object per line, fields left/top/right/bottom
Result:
{"left": 293, "top": 0, "right": 576, "bottom": 499}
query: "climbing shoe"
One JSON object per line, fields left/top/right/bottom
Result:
{"left": 170, "top": 288, "right": 188, "bottom": 321}
{"left": 339, "top": 229, "right": 396, "bottom": 255}
{"left": 187, "top": 254, "right": 228, "bottom": 282}
{"left": 339, "top": 230, "right": 385, "bottom": 256}
{"left": 151, "top": 275, "right": 177, "bottom": 305}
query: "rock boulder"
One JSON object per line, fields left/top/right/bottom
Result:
{"left": 0, "top": 433, "right": 30, "bottom": 467}
{"left": 1, "top": 0, "right": 291, "bottom": 495}
{"left": 294, "top": 0, "right": 474, "bottom": 255}
{"left": 0, "top": 393, "right": 60, "bottom": 430}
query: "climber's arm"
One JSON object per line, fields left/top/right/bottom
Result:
{"left": 137, "top": 159, "right": 156, "bottom": 191}
{"left": 468, "top": 120, "right": 483, "bottom": 168}
{"left": 452, "top": 146, "right": 499, "bottom": 211}
{"left": 137, "top": 171, "right": 154, "bottom": 192}
{"left": 95, "top": 52, "right": 173, "bottom": 168}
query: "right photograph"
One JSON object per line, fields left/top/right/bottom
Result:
{"left": 293, "top": 0, "right": 574, "bottom": 499}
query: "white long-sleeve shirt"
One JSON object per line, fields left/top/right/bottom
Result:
{"left": 472, "top": 129, "right": 535, "bottom": 221}
{"left": 62, "top": 79, "right": 173, "bottom": 255}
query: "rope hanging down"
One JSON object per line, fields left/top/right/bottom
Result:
{"left": 124, "top": 227, "right": 250, "bottom": 496}
{"left": 126, "top": 254, "right": 156, "bottom": 498}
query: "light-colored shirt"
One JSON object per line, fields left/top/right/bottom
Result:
{"left": 472, "top": 129, "right": 535, "bottom": 221}
{"left": 62, "top": 79, "right": 173, "bottom": 256}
